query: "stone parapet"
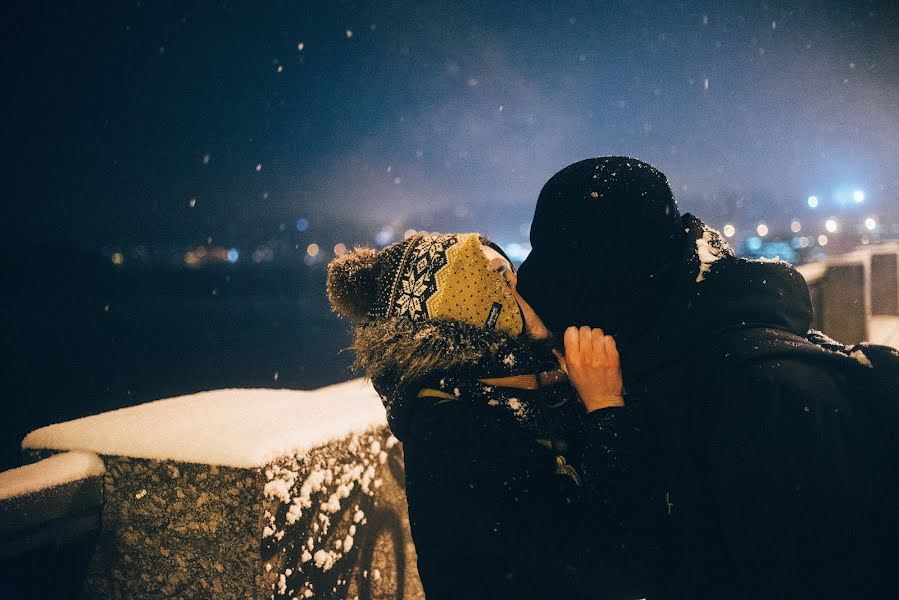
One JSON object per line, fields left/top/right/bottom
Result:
{"left": 20, "top": 384, "right": 424, "bottom": 599}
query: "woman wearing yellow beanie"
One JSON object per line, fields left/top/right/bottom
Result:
{"left": 327, "top": 232, "right": 660, "bottom": 599}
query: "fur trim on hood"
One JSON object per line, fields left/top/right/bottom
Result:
{"left": 350, "top": 317, "right": 549, "bottom": 388}
{"left": 351, "top": 316, "right": 572, "bottom": 443}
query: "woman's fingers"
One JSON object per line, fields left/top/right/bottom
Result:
{"left": 579, "top": 326, "right": 593, "bottom": 361}
{"left": 578, "top": 326, "right": 593, "bottom": 365}
{"left": 564, "top": 326, "right": 580, "bottom": 362}
{"left": 565, "top": 325, "right": 620, "bottom": 370}
{"left": 603, "top": 334, "right": 619, "bottom": 367}
{"left": 591, "top": 328, "right": 606, "bottom": 364}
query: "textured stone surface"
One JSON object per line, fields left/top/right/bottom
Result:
{"left": 258, "top": 427, "right": 423, "bottom": 600}
{"left": 23, "top": 425, "right": 424, "bottom": 599}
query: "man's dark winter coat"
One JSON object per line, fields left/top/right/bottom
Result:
{"left": 350, "top": 317, "right": 662, "bottom": 600}
{"left": 521, "top": 205, "right": 896, "bottom": 598}
{"left": 627, "top": 232, "right": 894, "bottom": 599}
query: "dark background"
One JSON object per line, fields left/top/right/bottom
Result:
{"left": 0, "top": 248, "right": 354, "bottom": 471}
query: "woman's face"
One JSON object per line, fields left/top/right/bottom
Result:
{"left": 481, "top": 245, "right": 551, "bottom": 341}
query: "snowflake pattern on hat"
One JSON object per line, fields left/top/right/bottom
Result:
{"left": 391, "top": 234, "right": 454, "bottom": 320}
{"left": 395, "top": 270, "right": 430, "bottom": 319}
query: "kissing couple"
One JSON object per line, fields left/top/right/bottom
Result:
{"left": 327, "top": 157, "right": 896, "bottom": 600}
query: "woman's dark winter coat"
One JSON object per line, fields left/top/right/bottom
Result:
{"left": 350, "top": 318, "right": 662, "bottom": 600}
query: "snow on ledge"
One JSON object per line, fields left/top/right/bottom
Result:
{"left": 0, "top": 451, "right": 105, "bottom": 501}
{"left": 22, "top": 379, "right": 387, "bottom": 469}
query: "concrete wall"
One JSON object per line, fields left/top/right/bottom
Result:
{"left": 870, "top": 245, "right": 899, "bottom": 316}
{"left": 21, "top": 427, "right": 424, "bottom": 599}
{"left": 797, "top": 242, "right": 899, "bottom": 345}
{"left": 820, "top": 255, "right": 871, "bottom": 344}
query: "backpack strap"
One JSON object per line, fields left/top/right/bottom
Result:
{"left": 477, "top": 369, "right": 568, "bottom": 391}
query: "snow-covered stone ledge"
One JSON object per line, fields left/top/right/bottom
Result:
{"left": 21, "top": 380, "right": 424, "bottom": 599}
{"left": 1, "top": 451, "right": 105, "bottom": 554}
{"left": 0, "top": 451, "right": 105, "bottom": 597}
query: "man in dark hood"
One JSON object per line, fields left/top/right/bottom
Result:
{"left": 517, "top": 157, "right": 894, "bottom": 599}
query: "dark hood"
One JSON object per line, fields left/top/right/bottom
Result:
{"left": 691, "top": 258, "right": 813, "bottom": 336}
{"left": 517, "top": 156, "right": 684, "bottom": 342}
{"left": 620, "top": 215, "right": 814, "bottom": 386}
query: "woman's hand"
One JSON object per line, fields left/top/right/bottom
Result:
{"left": 560, "top": 326, "right": 625, "bottom": 412}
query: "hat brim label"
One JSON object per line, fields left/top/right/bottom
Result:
{"left": 485, "top": 302, "right": 503, "bottom": 329}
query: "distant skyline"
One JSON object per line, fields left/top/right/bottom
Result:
{"left": 7, "top": 0, "right": 898, "bottom": 250}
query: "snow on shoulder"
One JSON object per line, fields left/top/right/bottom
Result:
{"left": 0, "top": 451, "right": 105, "bottom": 501}
{"left": 695, "top": 225, "right": 729, "bottom": 283}
{"left": 22, "top": 380, "right": 386, "bottom": 469}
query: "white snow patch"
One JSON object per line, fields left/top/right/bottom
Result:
{"left": 695, "top": 228, "right": 725, "bottom": 282}
{"left": 286, "top": 502, "right": 303, "bottom": 524}
{"left": 320, "top": 493, "right": 341, "bottom": 514}
{"left": 21, "top": 380, "right": 386, "bottom": 468}
{"left": 850, "top": 349, "right": 873, "bottom": 368}
{"left": 0, "top": 451, "right": 105, "bottom": 501}
{"left": 313, "top": 549, "right": 338, "bottom": 571}
{"left": 264, "top": 477, "right": 295, "bottom": 504}
{"left": 506, "top": 398, "right": 527, "bottom": 419}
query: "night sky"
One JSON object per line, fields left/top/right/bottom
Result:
{"left": 7, "top": 0, "right": 898, "bottom": 253}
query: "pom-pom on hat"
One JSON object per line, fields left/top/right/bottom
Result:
{"left": 327, "top": 233, "right": 524, "bottom": 337}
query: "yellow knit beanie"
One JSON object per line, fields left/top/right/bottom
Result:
{"left": 327, "top": 233, "right": 523, "bottom": 337}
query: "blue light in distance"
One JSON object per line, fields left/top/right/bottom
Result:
{"left": 500, "top": 242, "right": 532, "bottom": 263}
{"left": 227, "top": 248, "right": 239, "bottom": 263}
